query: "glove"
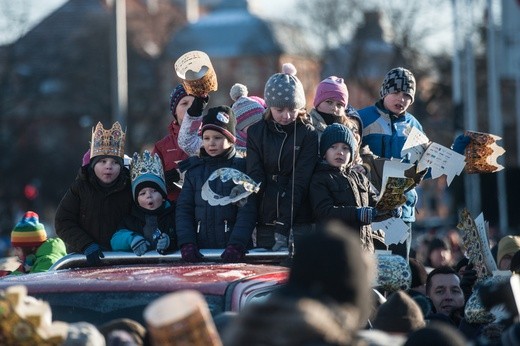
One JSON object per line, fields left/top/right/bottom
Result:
{"left": 181, "top": 243, "right": 204, "bottom": 262}
{"left": 459, "top": 264, "right": 478, "bottom": 301}
{"left": 221, "top": 244, "right": 246, "bottom": 262}
{"left": 131, "top": 236, "right": 150, "bottom": 256}
{"left": 187, "top": 95, "right": 209, "bottom": 117}
{"left": 272, "top": 233, "right": 288, "bottom": 252}
{"left": 356, "top": 207, "right": 376, "bottom": 225}
{"left": 230, "top": 185, "right": 248, "bottom": 207}
{"left": 84, "top": 243, "right": 104, "bottom": 266}
{"left": 451, "top": 134, "right": 471, "bottom": 155}
{"left": 23, "top": 254, "right": 36, "bottom": 272}
{"left": 156, "top": 233, "right": 171, "bottom": 255}
{"left": 391, "top": 207, "right": 403, "bottom": 219}
{"left": 164, "top": 169, "right": 181, "bottom": 191}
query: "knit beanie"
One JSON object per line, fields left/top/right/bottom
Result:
{"left": 319, "top": 123, "right": 357, "bottom": 160}
{"left": 264, "top": 63, "right": 306, "bottom": 110}
{"left": 313, "top": 76, "right": 349, "bottom": 108}
{"left": 497, "top": 235, "right": 520, "bottom": 267}
{"left": 169, "top": 84, "right": 189, "bottom": 120}
{"left": 372, "top": 290, "right": 426, "bottom": 334}
{"left": 230, "top": 83, "right": 265, "bottom": 131}
{"left": 202, "top": 106, "right": 236, "bottom": 143}
{"left": 11, "top": 211, "right": 48, "bottom": 248}
{"left": 380, "top": 67, "right": 416, "bottom": 103}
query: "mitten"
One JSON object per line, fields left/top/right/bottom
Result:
{"left": 156, "top": 233, "right": 171, "bottom": 255}
{"left": 459, "top": 264, "right": 478, "bottom": 301}
{"left": 131, "top": 236, "right": 150, "bottom": 256}
{"left": 23, "top": 254, "right": 36, "bottom": 272}
{"left": 451, "top": 134, "right": 471, "bottom": 155}
{"left": 164, "top": 169, "right": 181, "bottom": 191}
{"left": 230, "top": 185, "right": 248, "bottom": 207}
{"left": 181, "top": 243, "right": 204, "bottom": 263}
{"left": 391, "top": 207, "right": 403, "bottom": 219}
{"left": 84, "top": 243, "right": 104, "bottom": 266}
{"left": 221, "top": 244, "right": 246, "bottom": 262}
{"left": 187, "top": 95, "right": 209, "bottom": 117}
{"left": 272, "top": 233, "right": 288, "bottom": 252}
{"left": 356, "top": 207, "right": 376, "bottom": 225}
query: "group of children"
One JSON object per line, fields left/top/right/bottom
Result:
{"left": 6, "top": 63, "right": 434, "bottom": 272}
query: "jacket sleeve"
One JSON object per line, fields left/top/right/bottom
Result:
{"left": 55, "top": 182, "right": 96, "bottom": 253}
{"left": 111, "top": 229, "right": 135, "bottom": 251}
{"left": 175, "top": 171, "right": 197, "bottom": 246}
{"left": 30, "top": 238, "right": 67, "bottom": 273}
{"left": 245, "top": 125, "right": 266, "bottom": 194}
{"left": 309, "top": 174, "right": 358, "bottom": 223}
{"left": 178, "top": 112, "right": 202, "bottom": 156}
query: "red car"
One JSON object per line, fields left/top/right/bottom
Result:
{"left": 0, "top": 250, "right": 289, "bottom": 326}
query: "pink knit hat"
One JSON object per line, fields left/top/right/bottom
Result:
{"left": 313, "top": 76, "right": 349, "bottom": 108}
{"left": 230, "top": 83, "right": 266, "bottom": 131}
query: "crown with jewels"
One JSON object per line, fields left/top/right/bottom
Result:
{"left": 90, "top": 121, "right": 126, "bottom": 159}
{"left": 131, "top": 150, "right": 166, "bottom": 198}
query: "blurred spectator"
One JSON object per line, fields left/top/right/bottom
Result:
{"left": 510, "top": 250, "right": 520, "bottom": 273}
{"left": 424, "top": 237, "right": 453, "bottom": 269}
{"left": 497, "top": 235, "right": 520, "bottom": 270}
{"left": 404, "top": 321, "right": 467, "bottom": 346}
{"left": 98, "top": 318, "right": 148, "bottom": 346}
{"left": 407, "top": 258, "right": 432, "bottom": 317}
{"left": 63, "top": 322, "right": 106, "bottom": 346}
{"left": 425, "top": 266, "right": 464, "bottom": 326}
{"left": 371, "top": 290, "right": 425, "bottom": 335}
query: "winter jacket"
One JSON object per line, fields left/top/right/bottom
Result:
{"left": 358, "top": 102, "right": 424, "bottom": 222}
{"left": 111, "top": 200, "right": 177, "bottom": 252}
{"left": 309, "top": 162, "right": 378, "bottom": 252}
{"left": 55, "top": 166, "right": 133, "bottom": 253}
{"left": 175, "top": 147, "right": 256, "bottom": 248}
{"left": 10, "top": 238, "right": 67, "bottom": 275}
{"left": 246, "top": 117, "right": 318, "bottom": 235}
{"left": 152, "top": 121, "right": 189, "bottom": 201}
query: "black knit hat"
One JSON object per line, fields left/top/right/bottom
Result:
{"left": 380, "top": 67, "right": 416, "bottom": 103}
{"left": 372, "top": 290, "right": 426, "bottom": 334}
{"left": 319, "top": 123, "right": 357, "bottom": 160}
{"left": 202, "top": 106, "right": 236, "bottom": 143}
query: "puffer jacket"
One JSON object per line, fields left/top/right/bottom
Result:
{"left": 175, "top": 147, "right": 256, "bottom": 248}
{"left": 10, "top": 238, "right": 67, "bottom": 275}
{"left": 309, "top": 162, "right": 378, "bottom": 252}
{"left": 246, "top": 117, "right": 318, "bottom": 235}
{"left": 55, "top": 166, "right": 133, "bottom": 253}
{"left": 153, "top": 121, "right": 189, "bottom": 201}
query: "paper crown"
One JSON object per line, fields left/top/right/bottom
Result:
{"left": 90, "top": 121, "right": 126, "bottom": 159}
{"left": 131, "top": 150, "right": 166, "bottom": 198}
{"left": 464, "top": 131, "right": 505, "bottom": 174}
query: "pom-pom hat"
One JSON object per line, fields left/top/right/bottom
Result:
{"left": 11, "top": 211, "right": 48, "bottom": 248}
{"left": 264, "top": 63, "right": 306, "bottom": 110}
{"left": 313, "top": 76, "right": 349, "bottom": 108}
{"left": 380, "top": 67, "right": 416, "bottom": 103}
{"left": 230, "top": 83, "right": 265, "bottom": 131}
{"left": 169, "top": 84, "right": 189, "bottom": 120}
{"left": 320, "top": 123, "right": 357, "bottom": 161}
{"left": 202, "top": 106, "right": 237, "bottom": 143}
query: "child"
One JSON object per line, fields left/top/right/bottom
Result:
{"left": 309, "top": 124, "right": 398, "bottom": 252}
{"left": 55, "top": 121, "right": 133, "bottom": 265}
{"left": 153, "top": 84, "right": 195, "bottom": 201}
{"left": 246, "top": 63, "right": 318, "bottom": 251}
{"left": 7, "top": 211, "right": 66, "bottom": 275}
{"left": 176, "top": 106, "right": 257, "bottom": 262}
{"left": 229, "top": 83, "right": 266, "bottom": 150}
{"left": 111, "top": 151, "right": 176, "bottom": 256}
{"left": 358, "top": 67, "right": 423, "bottom": 258}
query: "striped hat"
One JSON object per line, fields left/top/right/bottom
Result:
{"left": 11, "top": 211, "right": 47, "bottom": 247}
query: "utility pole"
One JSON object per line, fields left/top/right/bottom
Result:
{"left": 109, "top": 0, "right": 128, "bottom": 128}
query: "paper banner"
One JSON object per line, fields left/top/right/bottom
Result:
{"left": 465, "top": 131, "right": 505, "bottom": 174}
{"left": 372, "top": 218, "right": 409, "bottom": 246}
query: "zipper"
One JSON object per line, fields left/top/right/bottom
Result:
{"left": 224, "top": 220, "right": 229, "bottom": 233}
{"left": 196, "top": 221, "right": 201, "bottom": 234}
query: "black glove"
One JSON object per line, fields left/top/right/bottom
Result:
{"left": 187, "top": 95, "right": 209, "bottom": 117}
{"left": 459, "top": 263, "right": 478, "bottom": 301}
{"left": 221, "top": 244, "right": 246, "bottom": 262}
{"left": 164, "top": 169, "right": 181, "bottom": 192}
{"left": 84, "top": 243, "right": 104, "bottom": 266}
{"left": 180, "top": 243, "right": 204, "bottom": 263}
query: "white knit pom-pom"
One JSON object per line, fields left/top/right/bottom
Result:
{"left": 281, "top": 63, "right": 297, "bottom": 76}
{"left": 230, "top": 83, "right": 248, "bottom": 101}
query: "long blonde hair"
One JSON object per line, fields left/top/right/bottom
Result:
{"left": 263, "top": 108, "right": 310, "bottom": 124}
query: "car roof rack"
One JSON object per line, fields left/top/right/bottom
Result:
{"left": 49, "top": 249, "right": 290, "bottom": 270}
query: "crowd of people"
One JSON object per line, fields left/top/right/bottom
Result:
{"left": 1, "top": 60, "right": 519, "bottom": 345}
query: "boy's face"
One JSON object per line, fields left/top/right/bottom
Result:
{"left": 324, "top": 143, "right": 351, "bottom": 168}
{"left": 13, "top": 247, "right": 24, "bottom": 262}
{"left": 202, "top": 129, "right": 232, "bottom": 157}
{"left": 316, "top": 98, "right": 346, "bottom": 116}
{"left": 175, "top": 95, "right": 195, "bottom": 125}
{"left": 137, "top": 187, "right": 164, "bottom": 210}
{"left": 270, "top": 107, "right": 298, "bottom": 125}
{"left": 93, "top": 157, "right": 121, "bottom": 184}
{"left": 383, "top": 91, "right": 412, "bottom": 115}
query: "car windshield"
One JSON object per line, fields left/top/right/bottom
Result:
{"left": 33, "top": 291, "right": 224, "bottom": 326}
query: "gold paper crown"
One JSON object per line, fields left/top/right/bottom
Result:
{"left": 90, "top": 121, "right": 126, "bottom": 159}
{"left": 131, "top": 150, "right": 165, "bottom": 183}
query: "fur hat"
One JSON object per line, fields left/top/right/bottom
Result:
{"left": 313, "top": 76, "right": 349, "bottom": 108}
{"left": 497, "top": 235, "right": 520, "bottom": 267}
{"left": 169, "top": 84, "right": 189, "bottom": 120}
{"left": 380, "top": 67, "right": 416, "bottom": 103}
{"left": 202, "top": 106, "right": 236, "bottom": 143}
{"left": 11, "top": 211, "right": 47, "bottom": 248}
{"left": 230, "top": 83, "right": 265, "bottom": 131}
{"left": 319, "top": 123, "right": 357, "bottom": 160}
{"left": 372, "top": 290, "right": 426, "bottom": 334}
{"left": 264, "top": 63, "right": 306, "bottom": 110}
{"left": 131, "top": 151, "right": 167, "bottom": 200}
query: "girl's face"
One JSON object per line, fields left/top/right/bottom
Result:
{"left": 316, "top": 99, "right": 346, "bottom": 116}
{"left": 93, "top": 157, "right": 121, "bottom": 184}
{"left": 137, "top": 187, "right": 164, "bottom": 210}
{"left": 324, "top": 143, "right": 352, "bottom": 168}
{"left": 270, "top": 107, "right": 299, "bottom": 125}
{"left": 175, "top": 95, "right": 195, "bottom": 125}
{"left": 383, "top": 91, "right": 412, "bottom": 115}
{"left": 202, "top": 129, "right": 232, "bottom": 157}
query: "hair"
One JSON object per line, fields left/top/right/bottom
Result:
{"left": 425, "top": 266, "right": 458, "bottom": 295}
{"left": 263, "top": 108, "right": 310, "bottom": 124}
{"left": 425, "top": 237, "right": 451, "bottom": 267}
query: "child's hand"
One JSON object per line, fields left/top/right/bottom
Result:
{"left": 451, "top": 134, "right": 471, "bottom": 155}
{"left": 156, "top": 233, "right": 171, "bottom": 255}
{"left": 23, "top": 254, "right": 36, "bottom": 272}
{"left": 180, "top": 243, "right": 204, "bottom": 262}
{"left": 221, "top": 244, "right": 246, "bottom": 262}
{"left": 356, "top": 207, "right": 376, "bottom": 225}
{"left": 84, "top": 243, "right": 105, "bottom": 266}
{"left": 131, "top": 236, "right": 150, "bottom": 256}
{"left": 187, "top": 95, "right": 210, "bottom": 117}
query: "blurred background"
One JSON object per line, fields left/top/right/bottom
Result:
{"left": 0, "top": 0, "right": 519, "bottom": 255}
